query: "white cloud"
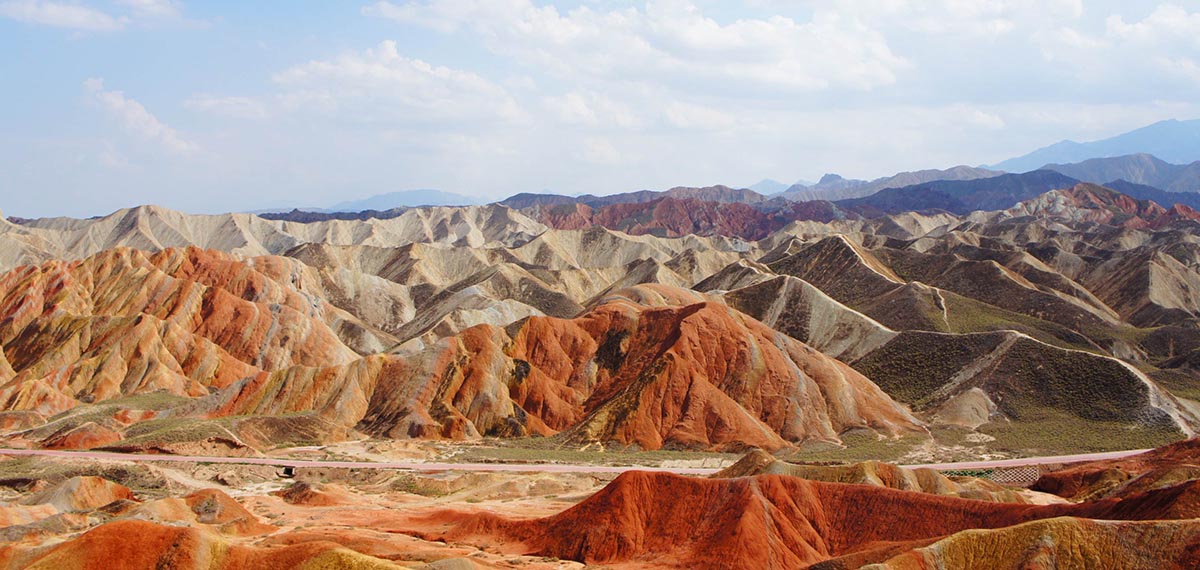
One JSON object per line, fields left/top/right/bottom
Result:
{"left": 0, "top": 0, "right": 128, "bottom": 30}
{"left": 579, "top": 136, "right": 622, "bottom": 165}
{"left": 84, "top": 78, "right": 199, "bottom": 155}
{"left": 825, "top": 0, "right": 1083, "bottom": 36}
{"left": 960, "top": 107, "right": 1006, "bottom": 130}
{"left": 184, "top": 94, "right": 269, "bottom": 119}
{"left": 1036, "top": 3, "right": 1200, "bottom": 87}
{"left": 544, "top": 91, "right": 640, "bottom": 128}
{"left": 1106, "top": 4, "right": 1200, "bottom": 45}
{"left": 271, "top": 40, "right": 524, "bottom": 124}
{"left": 115, "top": 0, "right": 181, "bottom": 19}
{"left": 367, "top": 0, "right": 909, "bottom": 92}
{"left": 1, "top": 0, "right": 194, "bottom": 31}
{"left": 663, "top": 101, "right": 736, "bottom": 130}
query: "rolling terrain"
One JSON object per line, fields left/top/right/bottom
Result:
{"left": 6, "top": 178, "right": 1200, "bottom": 569}
{"left": 6, "top": 178, "right": 1200, "bottom": 459}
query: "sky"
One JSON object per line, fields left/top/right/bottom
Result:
{"left": 2, "top": 1, "right": 1200, "bottom": 217}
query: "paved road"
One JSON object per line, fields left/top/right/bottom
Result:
{"left": 904, "top": 448, "right": 1150, "bottom": 471}
{"left": 0, "top": 448, "right": 722, "bottom": 475}
{"left": 0, "top": 447, "right": 1151, "bottom": 475}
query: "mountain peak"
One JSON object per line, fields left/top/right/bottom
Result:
{"left": 818, "top": 173, "right": 845, "bottom": 184}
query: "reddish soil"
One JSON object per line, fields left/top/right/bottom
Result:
{"left": 406, "top": 470, "right": 1200, "bottom": 569}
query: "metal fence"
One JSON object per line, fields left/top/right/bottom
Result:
{"left": 941, "top": 464, "right": 1045, "bottom": 487}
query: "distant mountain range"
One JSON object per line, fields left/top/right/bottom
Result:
{"left": 1038, "top": 154, "right": 1200, "bottom": 194}
{"left": 252, "top": 189, "right": 482, "bottom": 216}
{"left": 833, "top": 170, "right": 1081, "bottom": 216}
{"left": 329, "top": 189, "right": 480, "bottom": 211}
{"left": 992, "top": 119, "right": 1200, "bottom": 173}
{"left": 748, "top": 179, "right": 790, "bottom": 194}
{"left": 500, "top": 185, "right": 770, "bottom": 209}
{"left": 778, "top": 166, "right": 1003, "bottom": 201}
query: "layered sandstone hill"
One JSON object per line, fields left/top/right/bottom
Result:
{"left": 0, "top": 247, "right": 376, "bottom": 417}
{"left": 715, "top": 448, "right": 1039, "bottom": 503}
{"left": 990, "top": 183, "right": 1200, "bottom": 230}
{"left": 528, "top": 197, "right": 796, "bottom": 240}
{"left": 0, "top": 242, "right": 919, "bottom": 450}
{"left": 692, "top": 206, "right": 1200, "bottom": 448}
{"left": 1032, "top": 438, "right": 1200, "bottom": 501}
{"left": 0, "top": 204, "right": 548, "bottom": 271}
{"left": 6, "top": 182, "right": 1200, "bottom": 455}
{"left": 182, "top": 284, "right": 922, "bottom": 450}
{"left": 409, "top": 469, "right": 1200, "bottom": 569}
{"left": 0, "top": 519, "right": 397, "bottom": 570}
{"left": 282, "top": 226, "right": 749, "bottom": 351}
{"left": 858, "top": 517, "right": 1200, "bottom": 570}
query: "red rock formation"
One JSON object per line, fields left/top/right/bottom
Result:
{"left": 1003, "top": 183, "right": 1200, "bottom": 229}
{"left": 535, "top": 197, "right": 789, "bottom": 239}
{"left": 0, "top": 247, "right": 360, "bottom": 415}
{"left": 0, "top": 245, "right": 912, "bottom": 451}
{"left": 1034, "top": 438, "right": 1200, "bottom": 500}
{"left": 192, "top": 284, "right": 920, "bottom": 450}
{"left": 0, "top": 520, "right": 396, "bottom": 570}
{"left": 39, "top": 421, "right": 122, "bottom": 450}
{"left": 29, "top": 476, "right": 136, "bottom": 511}
{"left": 413, "top": 470, "right": 1200, "bottom": 569}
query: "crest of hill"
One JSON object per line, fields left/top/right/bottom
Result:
{"left": 0, "top": 204, "right": 547, "bottom": 271}
{"left": 1103, "top": 179, "right": 1200, "bottom": 210}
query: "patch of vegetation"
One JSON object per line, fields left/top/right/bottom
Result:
{"left": 388, "top": 473, "right": 448, "bottom": 497}
{"left": 852, "top": 331, "right": 1002, "bottom": 407}
{"left": 978, "top": 414, "right": 1183, "bottom": 456}
{"left": 114, "top": 416, "right": 242, "bottom": 447}
{"left": 0, "top": 456, "right": 172, "bottom": 495}
{"left": 25, "top": 390, "right": 192, "bottom": 440}
{"left": 928, "top": 425, "right": 975, "bottom": 448}
{"left": 779, "top": 430, "right": 930, "bottom": 464}
{"left": 1149, "top": 369, "right": 1200, "bottom": 402}
{"left": 993, "top": 338, "right": 1157, "bottom": 422}
{"left": 942, "top": 291, "right": 1097, "bottom": 352}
